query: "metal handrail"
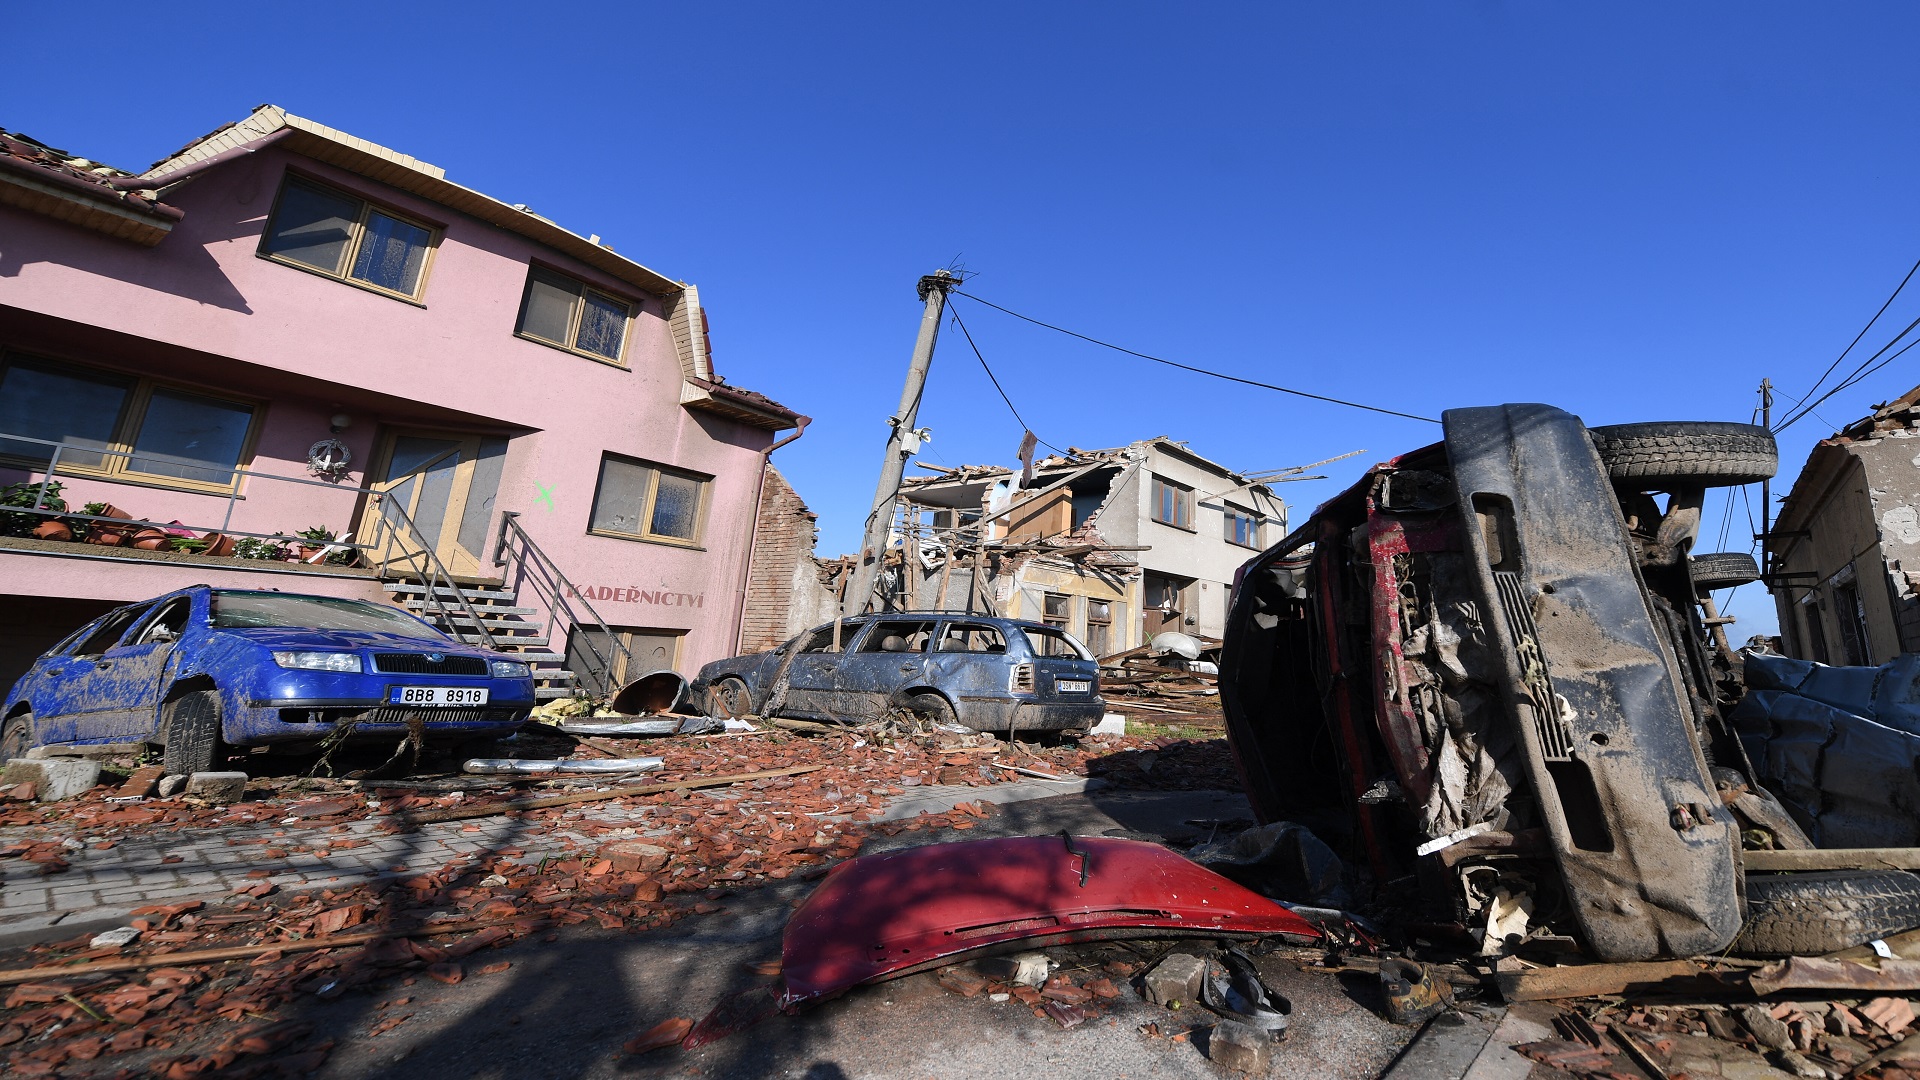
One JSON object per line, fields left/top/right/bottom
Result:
{"left": 493, "top": 511, "right": 633, "bottom": 697}
{"left": 1, "top": 432, "right": 376, "bottom": 558}
{"left": 364, "top": 494, "right": 500, "bottom": 650}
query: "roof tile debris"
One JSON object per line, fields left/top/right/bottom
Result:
{"left": 0, "top": 129, "right": 183, "bottom": 224}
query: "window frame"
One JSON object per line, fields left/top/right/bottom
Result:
{"left": 257, "top": 173, "right": 443, "bottom": 304}
{"left": 1042, "top": 592, "right": 1072, "bottom": 630}
{"left": 586, "top": 452, "right": 713, "bottom": 548}
{"left": 1150, "top": 474, "right": 1195, "bottom": 531}
{"left": 1224, "top": 503, "right": 1261, "bottom": 549}
{"left": 514, "top": 264, "right": 640, "bottom": 367}
{"left": 0, "top": 351, "right": 266, "bottom": 495}
{"left": 1084, "top": 599, "right": 1113, "bottom": 658}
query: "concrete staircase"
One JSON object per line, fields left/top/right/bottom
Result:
{"left": 384, "top": 581, "right": 579, "bottom": 700}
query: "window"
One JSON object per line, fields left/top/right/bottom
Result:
{"left": 0, "top": 354, "right": 260, "bottom": 491}
{"left": 934, "top": 622, "right": 1008, "bottom": 653}
{"left": 1835, "top": 582, "right": 1873, "bottom": 665}
{"left": 1086, "top": 600, "right": 1113, "bottom": 657}
{"left": 796, "top": 622, "right": 855, "bottom": 654}
{"left": 132, "top": 598, "right": 193, "bottom": 646}
{"left": 516, "top": 267, "right": 636, "bottom": 363}
{"left": 72, "top": 604, "right": 153, "bottom": 657}
{"left": 858, "top": 620, "right": 938, "bottom": 653}
{"left": 260, "top": 176, "right": 437, "bottom": 299}
{"left": 1151, "top": 475, "right": 1194, "bottom": 530}
{"left": 1043, "top": 593, "right": 1071, "bottom": 630}
{"left": 1022, "top": 626, "right": 1091, "bottom": 659}
{"left": 565, "top": 626, "right": 684, "bottom": 690}
{"left": 588, "top": 454, "right": 711, "bottom": 545}
{"left": 1225, "top": 504, "right": 1261, "bottom": 548}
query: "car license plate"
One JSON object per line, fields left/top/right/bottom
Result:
{"left": 390, "top": 686, "right": 489, "bottom": 706}
{"left": 1057, "top": 679, "right": 1091, "bottom": 694}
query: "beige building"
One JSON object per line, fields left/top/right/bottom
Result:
{"left": 1767, "top": 385, "right": 1920, "bottom": 664}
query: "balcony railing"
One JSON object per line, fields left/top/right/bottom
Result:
{"left": 0, "top": 433, "right": 499, "bottom": 648}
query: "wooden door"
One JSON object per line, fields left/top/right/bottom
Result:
{"left": 364, "top": 431, "right": 504, "bottom": 578}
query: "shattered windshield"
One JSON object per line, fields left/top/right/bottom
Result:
{"left": 209, "top": 592, "right": 446, "bottom": 640}
{"left": 1020, "top": 626, "right": 1091, "bottom": 659}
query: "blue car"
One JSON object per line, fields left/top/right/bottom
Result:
{"left": 1, "top": 586, "right": 536, "bottom": 775}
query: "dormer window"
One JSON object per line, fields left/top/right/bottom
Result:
{"left": 516, "top": 266, "right": 634, "bottom": 365}
{"left": 259, "top": 176, "right": 438, "bottom": 301}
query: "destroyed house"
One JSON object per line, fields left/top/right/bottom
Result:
{"left": 1766, "top": 383, "right": 1920, "bottom": 663}
{"left": 895, "top": 438, "right": 1286, "bottom": 653}
{"left": 0, "top": 106, "right": 805, "bottom": 697}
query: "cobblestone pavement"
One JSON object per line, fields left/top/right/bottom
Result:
{"left": 0, "top": 776, "right": 1096, "bottom": 942}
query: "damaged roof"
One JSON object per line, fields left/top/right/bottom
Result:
{"left": 0, "top": 129, "right": 183, "bottom": 245}
{"left": 145, "top": 105, "right": 686, "bottom": 299}
{"left": 1773, "top": 381, "right": 1920, "bottom": 536}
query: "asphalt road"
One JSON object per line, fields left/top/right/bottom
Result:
{"left": 291, "top": 788, "right": 1419, "bottom": 1079}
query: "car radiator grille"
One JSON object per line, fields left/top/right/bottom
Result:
{"left": 280, "top": 706, "right": 524, "bottom": 725}
{"left": 1493, "top": 570, "right": 1572, "bottom": 760}
{"left": 371, "top": 653, "right": 488, "bottom": 675}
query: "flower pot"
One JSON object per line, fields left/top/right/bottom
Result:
{"left": 86, "top": 527, "right": 128, "bottom": 547}
{"left": 286, "top": 544, "right": 315, "bottom": 562}
{"left": 131, "top": 527, "right": 171, "bottom": 551}
{"left": 199, "top": 533, "right": 237, "bottom": 557}
{"left": 31, "top": 520, "right": 72, "bottom": 542}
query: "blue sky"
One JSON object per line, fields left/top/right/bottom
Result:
{"left": 16, "top": 3, "right": 1920, "bottom": 636}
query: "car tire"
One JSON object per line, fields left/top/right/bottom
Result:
{"left": 708, "top": 678, "right": 754, "bottom": 719}
{"left": 1588, "top": 421, "right": 1778, "bottom": 488}
{"left": 907, "top": 692, "right": 957, "bottom": 728}
{"left": 0, "top": 710, "right": 33, "bottom": 761}
{"left": 161, "top": 690, "right": 224, "bottom": 777}
{"left": 1690, "top": 551, "right": 1762, "bottom": 591}
{"left": 1733, "top": 870, "right": 1920, "bottom": 957}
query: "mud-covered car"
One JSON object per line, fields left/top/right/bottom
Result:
{"left": 693, "top": 613, "right": 1103, "bottom": 734}
{"left": 1220, "top": 404, "right": 1920, "bottom": 961}
{"left": 1, "top": 586, "right": 536, "bottom": 774}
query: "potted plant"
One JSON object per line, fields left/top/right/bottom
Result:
{"left": 168, "top": 537, "right": 209, "bottom": 555}
{"left": 233, "top": 536, "right": 289, "bottom": 561}
{"left": 197, "top": 532, "right": 237, "bottom": 557}
{"left": 0, "top": 481, "right": 65, "bottom": 539}
{"left": 130, "top": 526, "right": 172, "bottom": 551}
{"left": 82, "top": 502, "right": 134, "bottom": 547}
{"left": 290, "top": 526, "right": 354, "bottom": 565}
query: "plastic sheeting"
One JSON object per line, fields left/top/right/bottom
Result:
{"left": 1735, "top": 651, "right": 1920, "bottom": 848}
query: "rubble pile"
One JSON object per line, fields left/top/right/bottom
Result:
{"left": 1097, "top": 642, "right": 1225, "bottom": 729}
{"left": 0, "top": 727, "right": 1217, "bottom": 1076}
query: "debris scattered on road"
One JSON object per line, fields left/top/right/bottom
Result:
{"left": 461, "top": 757, "right": 664, "bottom": 775}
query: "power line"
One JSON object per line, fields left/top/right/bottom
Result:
{"left": 1791, "top": 254, "right": 1920, "bottom": 415}
{"left": 945, "top": 301, "right": 1072, "bottom": 457}
{"left": 1776, "top": 314, "right": 1920, "bottom": 432}
{"left": 952, "top": 290, "right": 1440, "bottom": 424}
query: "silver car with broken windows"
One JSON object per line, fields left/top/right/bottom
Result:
{"left": 690, "top": 613, "right": 1105, "bottom": 734}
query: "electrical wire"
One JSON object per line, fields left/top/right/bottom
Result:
{"left": 951, "top": 290, "right": 1440, "bottom": 424}
{"left": 1790, "top": 254, "right": 1920, "bottom": 416}
{"left": 1776, "top": 319, "right": 1920, "bottom": 433}
{"left": 945, "top": 302, "right": 1072, "bottom": 457}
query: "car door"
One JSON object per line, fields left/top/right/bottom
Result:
{"left": 88, "top": 596, "right": 194, "bottom": 739}
{"left": 925, "top": 621, "right": 1013, "bottom": 707}
{"left": 833, "top": 619, "right": 937, "bottom": 718}
{"left": 776, "top": 622, "right": 857, "bottom": 719}
{"left": 32, "top": 602, "right": 155, "bottom": 744}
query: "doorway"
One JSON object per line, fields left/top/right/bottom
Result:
{"left": 363, "top": 430, "right": 508, "bottom": 578}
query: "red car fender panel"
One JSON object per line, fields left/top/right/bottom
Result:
{"left": 779, "top": 834, "right": 1322, "bottom": 1009}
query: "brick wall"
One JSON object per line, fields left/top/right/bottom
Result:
{"left": 740, "top": 466, "right": 822, "bottom": 653}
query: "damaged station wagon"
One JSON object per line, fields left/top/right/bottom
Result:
{"left": 693, "top": 613, "right": 1104, "bottom": 736}
{"left": 1221, "top": 403, "right": 1920, "bottom": 962}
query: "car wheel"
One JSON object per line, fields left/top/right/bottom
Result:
{"left": 1588, "top": 421, "right": 1778, "bottom": 488}
{"left": 709, "top": 678, "right": 754, "bottom": 719}
{"left": 0, "top": 710, "right": 33, "bottom": 761}
{"left": 161, "top": 690, "right": 224, "bottom": 776}
{"left": 1733, "top": 870, "right": 1920, "bottom": 957}
{"left": 907, "top": 692, "right": 957, "bottom": 728}
{"left": 1690, "top": 551, "right": 1761, "bottom": 591}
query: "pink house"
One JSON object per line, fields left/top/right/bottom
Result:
{"left": 0, "top": 106, "right": 806, "bottom": 698}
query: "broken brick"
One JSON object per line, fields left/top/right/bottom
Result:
{"left": 624, "top": 1017, "right": 693, "bottom": 1055}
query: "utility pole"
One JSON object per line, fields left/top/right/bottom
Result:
{"left": 841, "top": 270, "right": 955, "bottom": 617}
{"left": 1758, "top": 377, "right": 1774, "bottom": 551}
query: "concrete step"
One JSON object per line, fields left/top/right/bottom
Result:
{"left": 401, "top": 602, "right": 539, "bottom": 617}
{"left": 535, "top": 686, "right": 583, "bottom": 699}
{"left": 384, "top": 582, "right": 513, "bottom": 601}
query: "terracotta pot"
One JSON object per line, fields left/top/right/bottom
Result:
{"left": 86, "top": 527, "right": 127, "bottom": 547}
{"left": 131, "top": 527, "right": 171, "bottom": 551}
{"left": 31, "top": 520, "right": 72, "bottom": 542}
{"left": 199, "top": 533, "right": 237, "bottom": 557}
{"left": 92, "top": 504, "right": 130, "bottom": 520}
{"left": 286, "top": 544, "right": 315, "bottom": 562}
